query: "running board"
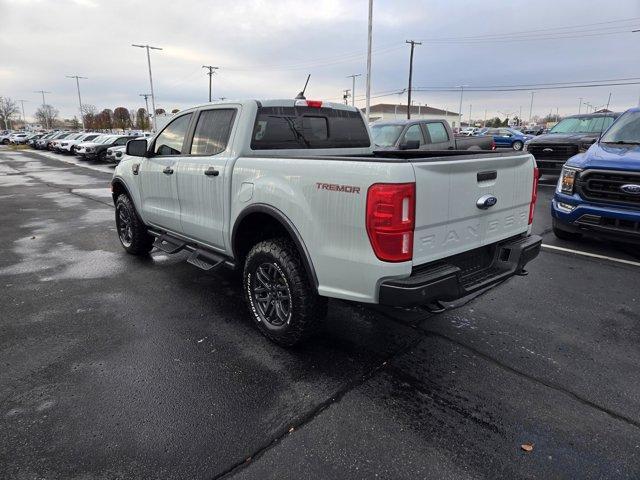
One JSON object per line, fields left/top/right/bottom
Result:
{"left": 186, "top": 249, "right": 225, "bottom": 271}
{"left": 153, "top": 234, "right": 186, "bottom": 254}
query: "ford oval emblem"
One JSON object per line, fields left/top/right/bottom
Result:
{"left": 476, "top": 194, "right": 498, "bottom": 209}
{"left": 621, "top": 184, "right": 640, "bottom": 195}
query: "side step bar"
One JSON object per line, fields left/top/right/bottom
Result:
{"left": 149, "top": 229, "right": 232, "bottom": 271}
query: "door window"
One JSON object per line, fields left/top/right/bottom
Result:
{"left": 426, "top": 122, "right": 449, "bottom": 143}
{"left": 403, "top": 124, "right": 425, "bottom": 145}
{"left": 154, "top": 113, "right": 193, "bottom": 155}
{"left": 190, "top": 109, "right": 236, "bottom": 155}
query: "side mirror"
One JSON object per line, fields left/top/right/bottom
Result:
{"left": 399, "top": 139, "right": 420, "bottom": 150}
{"left": 126, "top": 139, "right": 148, "bottom": 157}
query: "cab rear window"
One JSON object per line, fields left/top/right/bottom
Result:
{"left": 251, "top": 106, "right": 370, "bottom": 150}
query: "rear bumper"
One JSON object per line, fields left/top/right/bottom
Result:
{"left": 378, "top": 234, "right": 542, "bottom": 307}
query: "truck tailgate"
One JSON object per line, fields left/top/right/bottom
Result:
{"left": 411, "top": 153, "right": 534, "bottom": 266}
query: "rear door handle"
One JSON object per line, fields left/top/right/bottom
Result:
{"left": 163, "top": 166, "right": 174, "bottom": 175}
{"left": 204, "top": 167, "right": 219, "bottom": 177}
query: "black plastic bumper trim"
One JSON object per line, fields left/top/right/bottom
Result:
{"left": 379, "top": 234, "right": 542, "bottom": 307}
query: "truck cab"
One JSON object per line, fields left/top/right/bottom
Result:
{"left": 552, "top": 108, "right": 640, "bottom": 244}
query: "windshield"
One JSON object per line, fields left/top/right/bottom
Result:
{"left": 600, "top": 111, "right": 640, "bottom": 144}
{"left": 370, "top": 124, "right": 404, "bottom": 147}
{"left": 550, "top": 116, "right": 615, "bottom": 134}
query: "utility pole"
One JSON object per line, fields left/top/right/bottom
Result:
{"left": 202, "top": 65, "right": 220, "bottom": 102}
{"left": 66, "top": 75, "right": 87, "bottom": 130}
{"left": 18, "top": 99, "right": 28, "bottom": 125}
{"left": 33, "top": 90, "right": 51, "bottom": 129}
{"left": 457, "top": 85, "right": 468, "bottom": 130}
{"left": 519, "top": 106, "right": 522, "bottom": 125}
{"left": 405, "top": 40, "right": 422, "bottom": 119}
{"left": 343, "top": 89, "right": 351, "bottom": 105}
{"left": 132, "top": 44, "right": 162, "bottom": 131}
{"left": 365, "top": 0, "right": 373, "bottom": 121}
{"left": 346, "top": 74, "right": 361, "bottom": 107}
{"left": 578, "top": 97, "right": 583, "bottom": 114}
{"left": 139, "top": 94, "right": 151, "bottom": 131}
{"left": 528, "top": 91, "right": 535, "bottom": 124}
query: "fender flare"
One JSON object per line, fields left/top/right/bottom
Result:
{"left": 231, "top": 203, "right": 319, "bottom": 290}
{"left": 110, "top": 177, "right": 134, "bottom": 204}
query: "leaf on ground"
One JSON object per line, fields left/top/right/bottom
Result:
{"left": 521, "top": 443, "right": 534, "bottom": 453}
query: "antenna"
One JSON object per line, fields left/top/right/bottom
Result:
{"left": 295, "top": 74, "right": 311, "bottom": 100}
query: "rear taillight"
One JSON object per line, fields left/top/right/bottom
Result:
{"left": 491, "top": 140, "right": 496, "bottom": 150}
{"left": 528, "top": 167, "right": 539, "bottom": 225}
{"left": 366, "top": 183, "right": 415, "bottom": 262}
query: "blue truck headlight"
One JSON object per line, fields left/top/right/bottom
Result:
{"left": 558, "top": 167, "right": 580, "bottom": 195}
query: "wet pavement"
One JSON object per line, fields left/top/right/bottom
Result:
{"left": 1, "top": 148, "right": 639, "bottom": 479}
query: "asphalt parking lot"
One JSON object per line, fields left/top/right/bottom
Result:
{"left": 1, "top": 147, "right": 640, "bottom": 479}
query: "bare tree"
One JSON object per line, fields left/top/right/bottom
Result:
{"left": 136, "top": 108, "right": 149, "bottom": 131}
{"left": 0, "top": 96, "right": 20, "bottom": 130}
{"left": 81, "top": 104, "right": 98, "bottom": 130}
{"left": 35, "top": 104, "right": 59, "bottom": 128}
{"left": 113, "top": 107, "right": 131, "bottom": 132}
{"left": 98, "top": 109, "right": 113, "bottom": 131}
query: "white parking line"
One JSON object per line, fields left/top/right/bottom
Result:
{"left": 542, "top": 243, "right": 640, "bottom": 268}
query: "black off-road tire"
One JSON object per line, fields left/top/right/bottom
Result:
{"left": 115, "top": 194, "right": 154, "bottom": 255}
{"left": 243, "top": 238, "right": 327, "bottom": 347}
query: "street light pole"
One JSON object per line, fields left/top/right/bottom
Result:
{"left": 139, "top": 94, "right": 151, "bottom": 131}
{"left": 578, "top": 97, "right": 583, "bottom": 114}
{"left": 529, "top": 91, "right": 535, "bottom": 124}
{"left": 457, "top": 85, "right": 468, "bottom": 130}
{"left": 202, "top": 65, "right": 220, "bottom": 102}
{"left": 346, "top": 74, "right": 361, "bottom": 107}
{"left": 18, "top": 99, "right": 28, "bottom": 125}
{"left": 132, "top": 44, "right": 162, "bottom": 131}
{"left": 365, "top": 0, "right": 373, "bottom": 121}
{"left": 33, "top": 90, "right": 51, "bottom": 129}
{"left": 66, "top": 75, "right": 87, "bottom": 130}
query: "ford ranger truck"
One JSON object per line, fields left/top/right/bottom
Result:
{"left": 112, "top": 99, "right": 542, "bottom": 346}
{"left": 552, "top": 108, "right": 640, "bottom": 244}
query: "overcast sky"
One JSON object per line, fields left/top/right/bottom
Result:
{"left": 1, "top": 0, "right": 639, "bottom": 122}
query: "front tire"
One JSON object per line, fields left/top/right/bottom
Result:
{"left": 512, "top": 140, "right": 524, "bottom": 151}
{"left": 243, "top": 238, "right": 327, "bottom": 347}
{"left": 115, "top": 194, "right": 154, "bottom": 255}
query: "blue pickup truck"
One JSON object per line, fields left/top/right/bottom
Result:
{"left": 552, "top": 107, "right": 640, "bottom": 244}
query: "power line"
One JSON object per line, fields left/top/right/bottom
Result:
{"left": 413, "top": 81, "right": 640, "bottom": 93}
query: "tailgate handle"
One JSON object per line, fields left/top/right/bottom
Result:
{"left": 477, "top": 170, "right": 497, "bottom": 182}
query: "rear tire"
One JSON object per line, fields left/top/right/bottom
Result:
{"left": 115, "top": 194, "right": 154, "bottom": 255}
{"left": 512, "top": 140, "right": 524, "bottom": 151}
{"left": 243, "top": 238, "right": 327, "bottom": 347}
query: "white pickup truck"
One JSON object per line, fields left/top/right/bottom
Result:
{"left": 112, "top": 99, "right": 541, "bottom": 346}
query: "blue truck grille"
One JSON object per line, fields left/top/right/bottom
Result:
{"left": 578, "top": 170, "right": 640, "bottom": 207}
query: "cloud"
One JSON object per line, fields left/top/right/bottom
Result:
{"left": 1, "top": 0, "right": 639, "bottom": 121}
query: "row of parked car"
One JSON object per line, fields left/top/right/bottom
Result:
{"left": 21, "top": 130, "right": 151, "bottom": 163}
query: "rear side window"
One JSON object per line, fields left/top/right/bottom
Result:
{"left": 190, "top": 109, "right": 236, "bottom": 155}
{"left": 426, "top": 122, "right": 449, "bottom": 143}
{"left": 154, "top": 113, "right": 192, "bottom": 155}
{"left": 251, "top": 106, "right": 370, "bottom": 150}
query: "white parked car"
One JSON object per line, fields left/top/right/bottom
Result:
{"left": 9, "top": 133, "right": 30, "bottom": 144}
{"left": 57, "top": 132, "right": 102, "bottom": 154}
